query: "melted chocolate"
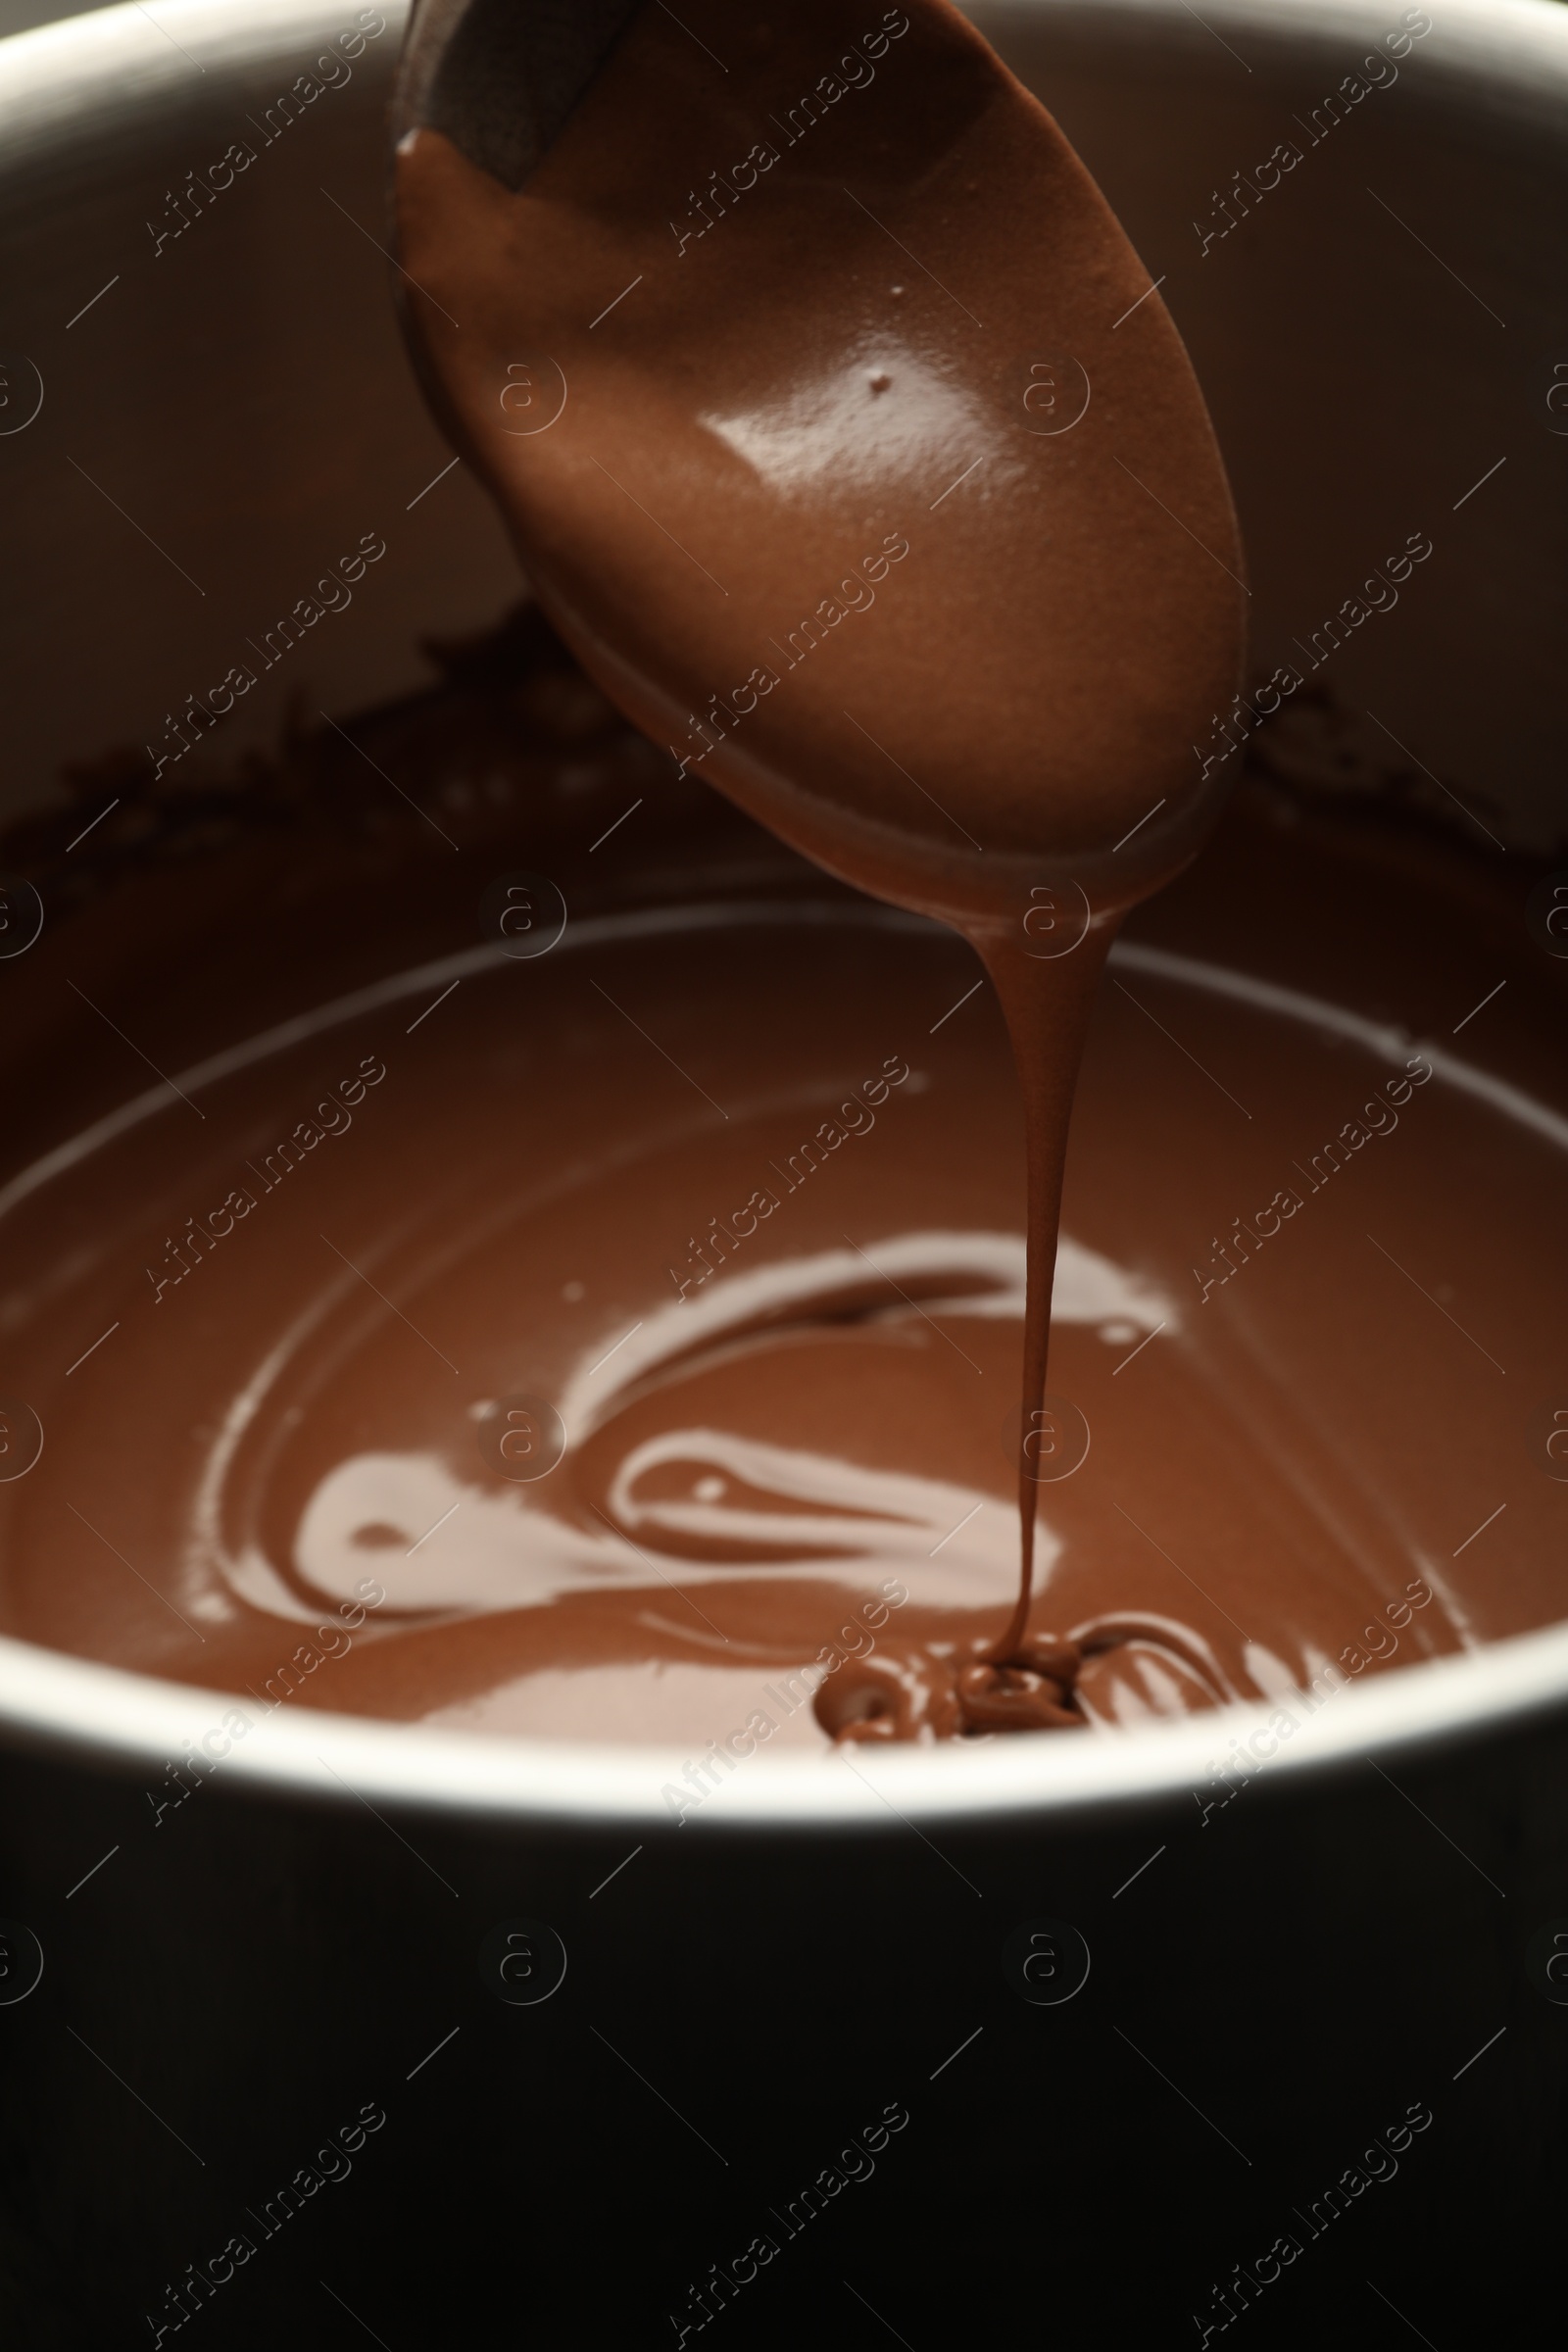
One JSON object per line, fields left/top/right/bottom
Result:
{"left": 0, "top": 625, "right": 1563, "bottom": 1753}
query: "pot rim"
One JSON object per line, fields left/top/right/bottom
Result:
{"left": 2, "top": 1617, "right": 1566, "bottom": 1831}
{"left": 7, "top": 0, "right": 1568, "bottom": 132}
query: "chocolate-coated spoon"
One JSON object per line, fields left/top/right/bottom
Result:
{"left": 390, "top": 0, "right": 1247, "bottom": 1722}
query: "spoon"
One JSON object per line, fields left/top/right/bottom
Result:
{"left": 389, "top": 0, "right": 1246, "bottom": 1711}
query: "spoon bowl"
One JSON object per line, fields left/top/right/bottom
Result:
{"left": 390, "top": 0, "right": 1248, "bottom": 936}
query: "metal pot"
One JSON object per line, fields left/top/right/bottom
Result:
{"left": 0, "top": 0, "right": 1563, "bottom": 2340}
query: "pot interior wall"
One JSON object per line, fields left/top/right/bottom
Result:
{"left": 0, "top": 0, "right": 1561, "bottom": 843}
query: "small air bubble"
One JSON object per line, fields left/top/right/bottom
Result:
{"left": 1099, "top": 1320, "right": 1139, "bottom": 1347}
{"left": 695, "top": 1475, "right": 725, "bottom": 1502}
